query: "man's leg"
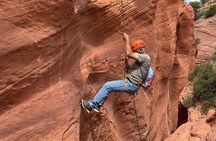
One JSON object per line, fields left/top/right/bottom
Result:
{"left": 90, "top": 79, "right": 138, "bottom": 109}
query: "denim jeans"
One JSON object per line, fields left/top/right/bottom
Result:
{"left": 89, "top": 79, "right": 139, "bottom": 109}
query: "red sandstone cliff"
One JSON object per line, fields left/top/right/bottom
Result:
{"left": 195, "top": 16, "right": 216, "bottom": 63}
{"left": 164, "top": 2, "right": 216, "bottom": 140}
{"left": 0, "top": 0, "right": 196, "bottom": 141}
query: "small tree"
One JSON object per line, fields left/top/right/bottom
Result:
{"left": 189, "top": 1, "right": 202, "bottom": 20}
{"left": 189, "top": 1, "right": 201, "bottom": 13}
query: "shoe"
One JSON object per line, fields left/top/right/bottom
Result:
{"left": 81, "top": 99, "right": 92, "bottom": 113}
{"left": 92, "top": 106, "right": 100, "bottom": 112}
{"left": 91, "top": 102, "right": 101, "bottom": 112}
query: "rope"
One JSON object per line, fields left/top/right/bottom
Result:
{"left": 119, "top": 1, "right": 142, "bottom": 140}
{"left": 120, "top": 0, "right": 126, "bottom": 32}
{"left": 132, "top": 93, "right": 142, "bottom": 141}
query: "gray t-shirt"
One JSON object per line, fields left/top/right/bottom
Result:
{"left": 126, "top": 53, "right": 151, "bottom": 85}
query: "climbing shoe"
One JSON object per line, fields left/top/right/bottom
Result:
{"left": 92, "top": 106, "right": 100, "bottom": 112}
{"left": 81, "top": 99, "right": 92, "bottom": 113}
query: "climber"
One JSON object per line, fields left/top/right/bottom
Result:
{"left": 81, "top": 33, "right": 151, "bottom": 113}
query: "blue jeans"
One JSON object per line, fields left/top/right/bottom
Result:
{"left": 89, "top": 79, "right": 139, "bottom": 109}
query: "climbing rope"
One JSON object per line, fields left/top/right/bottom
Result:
{"left": 120, "top": 0, "right": 126, "bottom": 32}
{"left": 119, "top": 1, "right": 142, "bottom": 140}
{"left": 132, "top": 93, "right": 142, "bottom": 141}
{"left": 116, "top": 0, "right": 127, "bottom": 102}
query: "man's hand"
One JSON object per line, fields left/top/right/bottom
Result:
{"left": 123, "top": 32, "right": 129, "bottom": 42}
{"left": 123, "top": 33, "right": 139, "bottom": 60}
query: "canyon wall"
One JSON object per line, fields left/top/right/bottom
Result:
{"left": 0, "top": 0, "right": 196, "bottom": 141}
{"left": 195, "top": 16, "right": 216, "bottom": 63}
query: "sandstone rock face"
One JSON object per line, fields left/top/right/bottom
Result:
{"left": 165, "top": 111, "right": 216, "bottom": 141}
{"left": 168, "top": 77, "right": 216, "bottom": 141}
{"left": 165, "top": 2, "right": 216, "bottom": 141}
{"left": 0, "top": 0, "right": 196, "bottom": 141}
{"left": 195, "top": 16, "right": 216, "bottom": 63}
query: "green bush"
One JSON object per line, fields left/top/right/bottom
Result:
{"left": 186, "top": 63, "right": 216, "bottom": 114}
{"left": 205, "top": 5, "right": 216, "bottom": 18}
{"left": 188, "top": 65, "right": 199, "bottom": 81}
{"left": 190, "top": 1, "right": 201, "bottom": 13}
{"left": 189, "top": 1, "right": 202, "bottom": 20}
{"left": 183, "top": 95, "right": 195, "bottom": 108}
{"left": 201, "top": 0, "right": 208, "bottom": 5}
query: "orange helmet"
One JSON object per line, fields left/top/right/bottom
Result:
{"left": 131, "top": 39, "right": 145, "bottom": 51}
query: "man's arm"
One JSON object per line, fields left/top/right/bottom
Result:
{"left": 123, "top": 33, "right": 138, "bottom": 60}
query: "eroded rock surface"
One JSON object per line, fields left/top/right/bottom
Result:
{"left": 165, "top": 110, "right": 216, "bottom": 141}
{"left": 168, "top": 76, "right": 216, "bottom": 141}
{"left": 195, "top": 16, "right": 216, "bottom": 63}
{"left": 0, "top": 0, "right": 196, "bottom": 141}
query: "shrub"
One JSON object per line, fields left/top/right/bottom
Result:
{"left": 183, "top": 95, "right": 195, "bottom": 108}
{"left": 192, "top": 38, "right": 201, "bottom": 46}
{"left": 201, "top": 98, "right": 215, "bottom": 114}
{"left": 201, "top": 0, "right": 208, "bottom": 5}
{"left": 189, "top": 1, "right": 202, "bottom": 20}
{"left": 211, "top": 51, "right": 216, "bottom": 62}
{"left": 205, "top": 5, "right": 216, "bottom": 18}
{"left": 188, "top": 66, "right": 199, "bottom": 81}
{"left": 189, "top": 1, "right": 201, "bottom": 13}
{"left": 186, "top": 63, "right": 216, "bottom": 114}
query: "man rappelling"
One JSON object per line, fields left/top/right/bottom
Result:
{"left": 81, "top": 33, "right": 152, "bottom": 113}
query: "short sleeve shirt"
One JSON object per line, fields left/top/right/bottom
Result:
{"left": 126, "top": 53, "right": 151, "bottom": 85}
